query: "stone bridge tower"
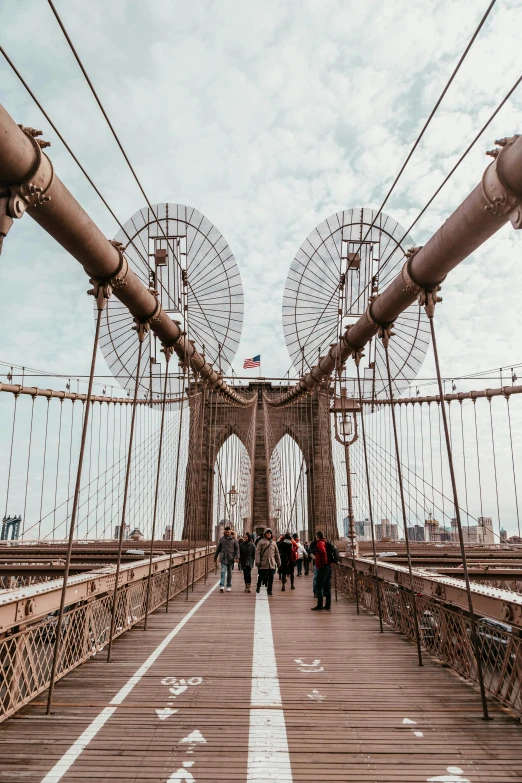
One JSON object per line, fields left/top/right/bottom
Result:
{"left": 182, "top": 382, "right": 337, "bottom": 541}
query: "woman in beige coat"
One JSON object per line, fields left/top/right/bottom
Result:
{"left": 255, "top": 529, "right": 281, "bottom": 596}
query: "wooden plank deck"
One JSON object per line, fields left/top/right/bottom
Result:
{"left": 0, "top": 568, "right": 520, "bottom": 782}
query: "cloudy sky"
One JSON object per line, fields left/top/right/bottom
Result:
{"left": 1, "top": 0, "right": 522, "bottom": 536}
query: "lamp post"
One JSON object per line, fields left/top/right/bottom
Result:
{"left": 228, "top": 485, "right": 238, "bottom": 529}
{"left": 331, "top": 388, "right": 360, "bottom": 613}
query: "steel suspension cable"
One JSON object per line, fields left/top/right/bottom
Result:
{"left": 46, "top": 302, "right": 104, "bottom": 714}
{"left": 21, "top": 394, "right": 36, "bottom": 539}
{"left": 355, "top": 359, "right": 383, "bottom": 632}
{"left": 505, "top": 397, "right": 521, "bottom": 539}
{"left": 427, "top": 310, "right": 490, "bottom": 721}
{"left": 143, "top": 353, "right": 172, "bottom": 630}
{"left": 488, "top": 400, "right": 502, "bottom": 539}
{"left": 383, "top": 336, "right": 423, "bottom": 664}
{"left": 107, "top": 333, "right": 145, "bottom": 661}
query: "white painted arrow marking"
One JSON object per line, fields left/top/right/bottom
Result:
{"left": 307, "top": 690, "right": 325, "bottom": 701}
{"left": 295, "top": 659, "right": 320, "bottom": 667}
{"left": 426, "top": 767, "right": 470, "bottom": 782}
{"left": 155, "top": 708, "right": 177, "bottom": 720}
{"left": 168, "top": 770, "right": 195, "bottom": 782}
{"left": 181, "top": 729, "right": 206, "bottom": 745}
{"left": 414, "top": 731, "right": 424, "bottom": 737}
{"left": 169, "top": 685, "right": 188, "bottom": 697}
{"left": 402, "top": 718, "right": 417, "bottom": 725}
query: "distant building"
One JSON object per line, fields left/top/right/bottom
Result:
{"left": 425, "top": 517, "right": 441, "bottom": 542}
{"left": 376, "top": 519, "right": 398, "bottom": 541}
{"left": 500, "top": 528, "right": 508, "bottom": 541}
{"left": 1, "top": 515, "right": 21, "bottom": 541}
{"left": 407, "top": 525, "right": 425, "bottom": 541}
{"left": 477, "top": 517, "right": 495, "bottom": 544}
{"left": 452, "top": 516, "right": 495, "bottom": 544}
{"left": 129, "top": 528, "right": 144, "bottom": 540}
{"left": 162, "top": 525, "right": 173, "bottom": 541}
{"left": 114, "top": 523, "right": 130, "bottom": 540}
{"left": 354, "top": 519, "right": 371, "bottom": 541}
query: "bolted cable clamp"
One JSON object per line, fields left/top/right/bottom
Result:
{"left": 132, "top": 316, "right": 151, "bottom": 343}
{"left": 418, "top": 286, "right": 442, "bottom": 318}
{"left": 378, "top": 323, "right": 395, "bottom": 348}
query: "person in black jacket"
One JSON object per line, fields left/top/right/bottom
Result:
{"left": 239, "top": 533, "right": 256, "bottom": 592}
{"left": 278, "top": 532, "right": 297, "bottom": 591}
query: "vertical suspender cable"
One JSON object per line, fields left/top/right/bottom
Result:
{"left": 505, "top": 397, "right": 521, "bottom": 538}
{"left": 107, "top": 334, "right": 145, "bottom": 661}
{"left": 46, "top": 304, "right": 104, "bottom": 714}
{"left": 428, "top": 312, "right": 490, "bottom": 721}
{"left": 383, "top": 337, "right": 423, "bottom": 665}
{"left": 21, "top": 394, "right": 36, "bottom": 539}
{"left": 166, "top": 360, "right": 189, "bottom": 611}
{"left": 355, "top": 359, "right": 384, "bottom": 633}
{"left": 143, "top": 351, "right": 171, "bottom": 630}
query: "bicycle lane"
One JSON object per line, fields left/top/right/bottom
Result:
{"left": 32, "top": 576, "right": 256, "bottom": 783}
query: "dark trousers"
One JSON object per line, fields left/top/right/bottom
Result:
{"left": 316, "top": 565, "right": 332, "bottom": 609}
{"left": 243, "top": 565, "right": 252, "bottom": 585}
{"left": 281, "top": 568, "right": 294, "bottom": 588}
{"left": 296, "top": 559, "right": 303, "bottom": 576}
{"left": 257, "top": 568, "right": 275, "bottom": 593}
{"left": 303, "top": 557, "right": 310, "bottom": 575}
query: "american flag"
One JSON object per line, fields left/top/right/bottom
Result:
{"left": 243, "top": 355, "right": 261, "bottom": 369}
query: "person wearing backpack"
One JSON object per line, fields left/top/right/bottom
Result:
{"left": 278, "top": 532, "right": 298, "bottom": 591}
{"left": 311, "top": 530, "right": 332, "bottom": 611}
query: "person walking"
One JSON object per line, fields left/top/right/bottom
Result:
{"left": 311, "top": 530, "right": 331, "bottom": 611}
{"left": 278, "top": 532, "right": 297, "bottom": 591}
{"left": 239, "top": 532, "right": 256, "bottom": 592}
{"left": 237, "top": 535, "right": 244, "bottom": 571}
{"left": 308, "top": 536, "right": 318, "bottom": 595}
{"left": 214, "top": 526, "right": 239, "bottom": 593}
{"left": 255, "top": 529, "right": 281, "bottom": 596}
{"left": 303, "top": 541, "right": 311, "bottom": 576}
{"left": 293, "top": 534, "right": 305, "bottom": 577}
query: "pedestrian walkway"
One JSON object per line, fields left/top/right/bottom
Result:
{"left": 0, "top": 570, "right": 520, "bottom": 782}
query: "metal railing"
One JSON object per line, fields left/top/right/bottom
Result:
{"left": 336, "top": 558, "right": 522, "bottom": 717}
{"left": 0, "top": 548, "right": 214, "bottom": 722}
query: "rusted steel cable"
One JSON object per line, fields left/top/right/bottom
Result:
{"left": 505, "top": 397, "right": 521, "bottom": 538}
{"left": 428, "top": 313, "right": 491, "bottom": 721}
{"left": 143, "top": 352, "right": 171, "bottom": 630}
{"left": 383, "top": 337, "right": 423, "bottom": 665}
{"left": 46, "top": 304, "right": 104, "bottom": 714}
{"left": 107, "top": 336, "right": 145, "bottom": 661}
{"left": 355, "top": 360, "right": 384, "bottom": 633}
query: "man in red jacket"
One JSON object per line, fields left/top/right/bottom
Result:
{"left": 311, "top": 530, "right": 331, "bottom": 611}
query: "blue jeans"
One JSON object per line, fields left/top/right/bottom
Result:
{"left": 316, "top": 565, "right": 332, "bottom": 609}
{"left": 220, "top": 562, "right": 233, "bottom": 587}
{"left": 313, "top": 566, "right": 318, "bottom": 594}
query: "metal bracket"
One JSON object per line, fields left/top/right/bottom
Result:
{"left": 483, "top": 136, "right": 522, "bottom": 228}
{"left": 131, "top": 316, "right": 151, "bottom": 343}
{"left": 418, "top": 286, "right": 442, "bottom": 318}
{"left": 88, "top": 246, "right": 129, "bottom": 309}
{"left": 378, "top": 322, "right": 395, "bottom": 349}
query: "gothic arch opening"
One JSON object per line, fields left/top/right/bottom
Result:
{"left": 213, "top": 433, "right": 251, "bottom": 539}
{"left": 269, "top": 434, "right": 308, "bottom": 537}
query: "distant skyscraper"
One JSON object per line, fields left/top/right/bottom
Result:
{"left": 114, "top": 522, "right": 130, "bottom": 540}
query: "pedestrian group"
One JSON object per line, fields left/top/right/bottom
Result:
{"left": 213, "top": 526, "right": 338, "bottom": 610}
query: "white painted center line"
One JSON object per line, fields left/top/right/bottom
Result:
{"left": 247, "top": 592, "right": 293, "bottom": 782}
{"left": 40, "top": 580, "right": 220, "bottom": 783}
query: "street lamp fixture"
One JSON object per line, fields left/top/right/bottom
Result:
{"left": 228, "top": 485, "right": 238, "bottom": 507}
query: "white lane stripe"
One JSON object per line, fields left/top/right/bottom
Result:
{"left": 41, "top": 580, "right": 220, "bottom": 783}
{"left": 247, "top": 593, "right": 293, "bottom": 782}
